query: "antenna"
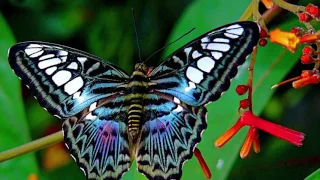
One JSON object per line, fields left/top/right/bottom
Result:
{"left": 132, "top": 8, "right": 142, "bottom": 62}
{"left": 143, "top": 27, "right": 195, "bottom": 63}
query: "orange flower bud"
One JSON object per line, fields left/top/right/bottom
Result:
{"left": 261, "top": 0, "right": 274, "bottom": 9}
{"left": 269, "top": 29, "right": 300, "bottom": 52}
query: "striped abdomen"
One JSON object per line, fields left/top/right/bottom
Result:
{"left": 128, "top": 103, "right": 143, "bottom": 139}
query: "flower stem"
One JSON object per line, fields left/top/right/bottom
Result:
{"left": 271, "top": 0, "right": 305, "bottom": 15}
{"left": 0, "top": 131, "right": 63, "bottom": 162}
{"left": 239, "top": 1, "right": 254, "bottom": 21}
{"left": 247, "top": 46, "right": 258, "bottom": 112}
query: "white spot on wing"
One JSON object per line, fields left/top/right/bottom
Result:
{"left": 38, "top": 58, "right": 61, "bottom": 69}
{"left": 59, "top": 51, "right": 68, "bottom": 62}
{"left": 207, "top": 43, "right": 230, "bottom": 52}
{"left": 28, "top": 44, "right": 43, "bottom": 48}
{"left": 226, "top": 24, "right": 241, "bottom": 29}
{"left": 201, "top": 37, "right": 210, "bottom": 43}
{"left": 211, "top": 52, "right": 223, "bottom": 60}
{"left": 45, "top": 66, "right": 57, "bottom": 75}
{"left": 197, "top": 57, "right": 215, "bottom": 73}
{"left": 174, "top": 105, "right": 183, "bottom": 113}
{"left": 52, "top": 70, "right": 72, "bottom": 86}
{"left": 186, "top": 67, "right": 203, "bottom": 83}
{"left": 67, "top": 62, "right": 78, "bottom": 70}
{"left": 64, "top": 77, "right": 84, "bottom": 95}
{"left": 224, "top": 33, "right": 239, "bottom": 39}
{"left": 70, "top": 154, "right": 76, "bottom": 162}
{"left": 192, "top": 50, "right": 202, "bottom": 59}
{"left": 59, "top": 51, "right": 68, "bottom": 56}
{"left": 61, "top": 56, "right": 67, "bottom": 62}
{"left": 39, "top": 54, "right": 55, "bottom": 61}
{"left": 54, "top": 114, "right": 61, "bottom": 119}
{"left": 89, "top": 102, "right": 97, "bottom": 111}
{"left": 184, "top": 47, "right": 192, "bottom": 55}
{"left": 85, "top": 113, "right": 97, "bottom": 120}
{"left": 64, "top": 143, "right": 69, "bottom": 150}
{"left": 185, "top": 81, "right": 196, "bottom": 92}
{"left": 77, "top": 57, "right": 87, "bottom": 64}
{"left": 25, "top": 48, "right": 42, "bottom": 56}
{"left": 29, "top": 50, "right": 44, "bottom": 58}
{"left": 173, "top": 97, "right": 180, "bottom": 104}
{"left": 80, "top": 167, "right": 86, "bottom": 176}
{"left": 213, "top": 38, "right": 230, "bottom": 43}
{"left": 73, "top": 91, "right": 81, "bottom": 99}
{"left": 226, "top": 28, "right": 244, "bottom": 35}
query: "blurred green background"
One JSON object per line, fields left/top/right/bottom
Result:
{"left": 0, "top": 0, "right": 319, "bottom": 179}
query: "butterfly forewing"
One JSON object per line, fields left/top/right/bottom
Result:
{"left": 8, "top": 42, "right": 129, "bottom": 118}
{"left": 149, "top": 21, "right": 260, "bottom": 106}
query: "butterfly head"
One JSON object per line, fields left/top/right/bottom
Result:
{"left": 135, "top": 63, "right": 149, "bottom": 74}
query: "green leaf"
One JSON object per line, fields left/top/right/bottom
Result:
{"left": 305, "top": 168, "right": 320, "bottom": 180}
{"left": 0, "top": 13, "right": 39, "bottom": 179}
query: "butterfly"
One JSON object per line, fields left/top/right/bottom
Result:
{"left": 8, "top": 21, "right": 259, "bottom": 180}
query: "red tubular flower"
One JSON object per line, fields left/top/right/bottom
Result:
{"left": 293, "top": 72, "right": 320, "bottom": 88}
{"left": 272, "top": 70, "right": 320, "bottom": 89}
{"left": 240, "top": 127, "right": 259, "bottom": 158}
{"left": 194, "top": 148, "right": 211, "bottom": 179}
{"left": 215, "top": 111, "right": 305, "bottom": 158}
{"left": 299, "top": 32, "right": 320, "bottom": 43}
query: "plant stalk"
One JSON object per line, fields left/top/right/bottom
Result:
{"left": 0, "top": 131, "right": 63, "bottom": 162}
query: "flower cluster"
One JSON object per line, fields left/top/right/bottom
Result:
{"left": 215, "top": 84, "right": 305, "bottom": 158}
{"left": 268, "top": 3, "right": 320, "bottom": 89}
{"left": 213, "top": 1, "right": 320, "bottom": 159}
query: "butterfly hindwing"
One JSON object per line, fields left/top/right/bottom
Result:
{"left": 136, "top": 92, "right": 207, "bottom": 179}
{"left": 63, "top": 95, "right": 133, "bottom": 180}
{"left": 149, "top": 21, "right": 260, "bottom": 106}
{"left": 8, "top": 42, "right": 129, "bottom": 118}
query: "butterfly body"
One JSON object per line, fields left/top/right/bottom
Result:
{"left": 8, "top": 21, "right": 260, "bottom": 180}
{"left": 124, "top": 64, "right": 151, "bottom": 139}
